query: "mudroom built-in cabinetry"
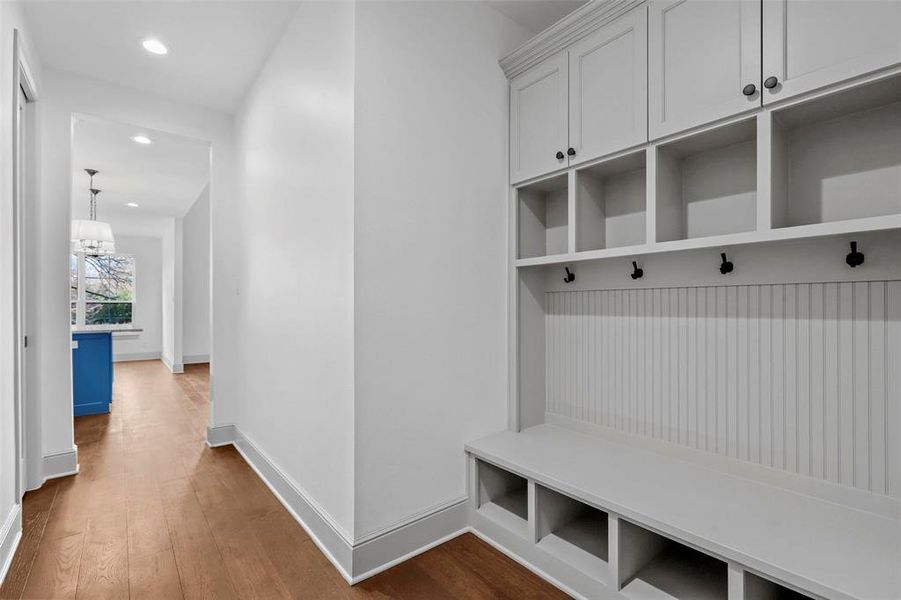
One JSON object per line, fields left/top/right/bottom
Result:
{"left": 470, "top": 1, "right": 901, "bottom": 599}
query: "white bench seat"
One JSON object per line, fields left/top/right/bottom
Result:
{"left": 465, "top": 424, "right": 901, "bottom": 600}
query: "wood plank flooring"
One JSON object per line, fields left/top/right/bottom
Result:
{"left": 1, "top": 360, "right": 568, "bottom": 599}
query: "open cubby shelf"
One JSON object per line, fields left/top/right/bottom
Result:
{"left": 771, "top": 74, "right": 901, "bottom": 229}
{"left": 513, "top": 74, "right": 901, "bottom": 270}
{"left": 656, "top": 118, "right": 757, "bottom": 243}
{"left": 535, "top": 485, "right": 608, "bottom": 581}
{"left": 576, "top": 150, "right": 647, "bottom": 251}
{"left": 517, "top": 173, "right": 568, "bottom": 259}
{"left": 476, "top": 460, "right": 528, "bottom": 536}
{"left": 618, "top": 519, "right": 727, "bottom": 600}
{"left": 744, "top": 572, "right": 813, "bottom": 600}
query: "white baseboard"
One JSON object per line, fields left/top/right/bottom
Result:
{"left": 0, "top": 504, "right": 22, "bottom": 589}
{"left": 205, "top": 424, "right": 469, "bottom": 583}
{"left": 162, "top": 355, "right": 184, "bottom": 374}
{"left": 206, "top": 424, "right": 236, "bottom": 448}
{"left": 113, "top": 351, "right": 161, "bottom": 363}
{"left": 43, "top": 448, "right": 79, "bottom": 482}
{"left": 183, "top": 354, "right": 210, "bottom": 365}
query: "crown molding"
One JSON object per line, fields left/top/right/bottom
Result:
{"left": 499, "top": 0, "right": 646, "bottom": 79}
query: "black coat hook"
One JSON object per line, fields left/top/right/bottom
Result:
{"left": 563, "top": 267, "right": 575, "bottom": 283}
{"left": 846, "top": 241, "right": 865, "bottom": 268}
{"left": 630, "top": 261, "right": 644, "bottom": 280}
{"left": 719, "top": 253, "right": 734, "bottom": 275}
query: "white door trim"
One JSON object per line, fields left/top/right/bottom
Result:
{"left": 12, "top": 29, "right": 39, "bottom": 501}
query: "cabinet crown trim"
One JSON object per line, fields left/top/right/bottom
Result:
{"left": 499, "top": 0, "right": 645, "bottom": 79}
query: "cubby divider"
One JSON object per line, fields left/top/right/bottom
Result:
{"left": 517, "top": 173, "right": 569, "bottom": 259}
{"left": 476, "top": 460, "right": 529, "bottom": 537}
{"left": 534, "top": 485, "right": 609, "bottom": 581}
{"left": 617, "top": 519, "right": 727, "bottom": 599}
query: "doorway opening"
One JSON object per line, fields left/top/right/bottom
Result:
{"left": 68, "top": 115, "right": 212, "bottom": 435}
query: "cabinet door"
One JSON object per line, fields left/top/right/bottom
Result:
{"left": 648, "top": 0, "right": 761, "bottom": 140}
{"left": 763, "top": 0, "right": 901, "bottom": 104}
{"left": 510, "top": 53, "right": 569, "bottom": 184}
{"left": 569, "top": 7, "right": 647, "bottom": 166}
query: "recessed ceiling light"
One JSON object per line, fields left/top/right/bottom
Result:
{"left": 127, "top": 202, "right": 139, "bottom": 208}
{"left": 141, "top": 38, "right": 168, "bottom": 55}
{"left": 131, "top": 135, "right": 152, "bottom": 145}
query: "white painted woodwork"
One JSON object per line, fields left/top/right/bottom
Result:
{"left": 620, "top": 540, "right": 727, "bottom": 600}
{"left": 648, "top": 0, "right": 761, "bottom": 140}
{"left": 544, "top": 281, "right": 901, "bottom": 498}
{"left": 655, "top": 118, "right": 757, "bottom": 242}
{"left": 763, "top": 0, "right": 901, "bottom": 105}
{"left": 476, "top": 459, "right": 530, "bottom": 538}
{"left": 568, "top": 7, "right": 647, "bottom": 166}
{"left": 535, "top": 485, "right": 609, "bottom": 583}
{"left": 499, "top": 0, "right": 647, "bottom": 80}
{"left": 510, "top": 52, "right": 569, "bottom": 184}
{"left": 575, "top": 150, "right": 647, "bottom": 251}
{"left": 517, "top": 173, "right": 570, "bottom": 258}
{"left": 744, "top": 571, "right": 810, "bottom": 600}
{"left": 466, "top": 425, "right": 901, "bottom": 600}
{"left": 768, "top": 75, "right": 901, "bottom": 229}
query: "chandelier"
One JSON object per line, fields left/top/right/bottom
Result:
{"left": 71, "top": 168, "right": 115, "bottom": 255}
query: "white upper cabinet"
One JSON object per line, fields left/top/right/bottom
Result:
{"left": 568, "top": 8, "right": 648, "bottom": 167}
{"left": 763, "top": 0, "right": 901, "bottom": 104}
{"left": 510, "top": 53, "right": 569, "bottom": 184}
{"left": 648, "top": 0, "right": 761, "bottom": 140}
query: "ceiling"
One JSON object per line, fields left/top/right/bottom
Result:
{"left": 21, "top": 1, "right": 299, "bottom": 113}
{"left": 487, "top": 0, "right": 589, "bottom": 35}
{"left": 71, "top": 116, "right": 210, "bottom": 237}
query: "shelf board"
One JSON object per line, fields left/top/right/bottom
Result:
{"left": 514, "top": 215, "right": 901, "bottom": 268}
{"left": 515, "top": 252, "right": 576, "bottom": 267}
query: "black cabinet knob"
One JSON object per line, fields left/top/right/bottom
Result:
{"left": 556, "top": 150, "right": 565, "bottom": 160}
{"left": 764, "top": 76, "right": 779, "bottom": 89}
{"left": 567, "top": 147, "right": 576, "bottom": 157}
{"left": 742, "top": 83, "right": 756, "bottom": 96}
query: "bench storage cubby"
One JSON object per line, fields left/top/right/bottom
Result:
{"left": 475, "top": 459, "right": 529, "bottom": 537}
{"left": 535, "top": 484, "right": 609, "bottom": 582}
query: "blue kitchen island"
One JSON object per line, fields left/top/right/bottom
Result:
{"left": 72, "top": 331, "right": 114, "bottom": 416}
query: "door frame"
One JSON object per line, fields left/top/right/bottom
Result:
{"left": 12, "top": 29, "right": 39, "bottom": 501}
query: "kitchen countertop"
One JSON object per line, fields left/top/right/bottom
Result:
{"left": 72, "top": 328, "right": 144, "bottom": 334}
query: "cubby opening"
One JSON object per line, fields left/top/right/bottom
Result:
{"left": 535, "top": 485, "right": 608, "bottom": 580}
{"left": 770, "top": 74, "right": 901, "bottom": 229}
{"left": 656, "top": 119, "right": 757, "bottom": 242}
{"left": 476, "top": 460, "right": 529, "bottom": 535}
{"left": 517, "top": 173, "right": 569, "bottom": 259}
{"left": 618, "top": 519, "right": 727, "bottom": 599}
{"left": 744, "top": 572, "right": 813, "bottom": 600}
{"left": 575, "top": 151, "right": 647, "bottom": 251}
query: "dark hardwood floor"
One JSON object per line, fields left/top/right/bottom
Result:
{"left": 0, "top": 360, "right": 568, "bottom": 599}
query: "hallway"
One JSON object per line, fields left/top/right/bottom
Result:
{"left": 0, "top": 361, "right": 565, "bottom": 599}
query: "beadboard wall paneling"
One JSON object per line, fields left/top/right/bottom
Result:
{"left": 545, "top": 281, "right": 901, "bottom": 498}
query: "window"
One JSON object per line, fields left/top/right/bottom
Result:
{"left": 70, "top": 253, "right": 135, "bottom": 328}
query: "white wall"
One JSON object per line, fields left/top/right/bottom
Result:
{"left": 111, "top": 235, "right": 162, "bottom": 362}
{"left": 182, "top": 184, "right": 210, "bottom": 362}
{"left": 232, "top": 1, "right": 356, "bottom": 537}
{"left": 161, "top": 218, "right": 183, "bottom": 372}
{"left": 36, "top": 69, "right": 238, "bottom": 481}
{"left": 352, "top": 2, "right": 530, "bottom": 538}
{"left": 0, "top": 0, "right": 42, "bottom": 558}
